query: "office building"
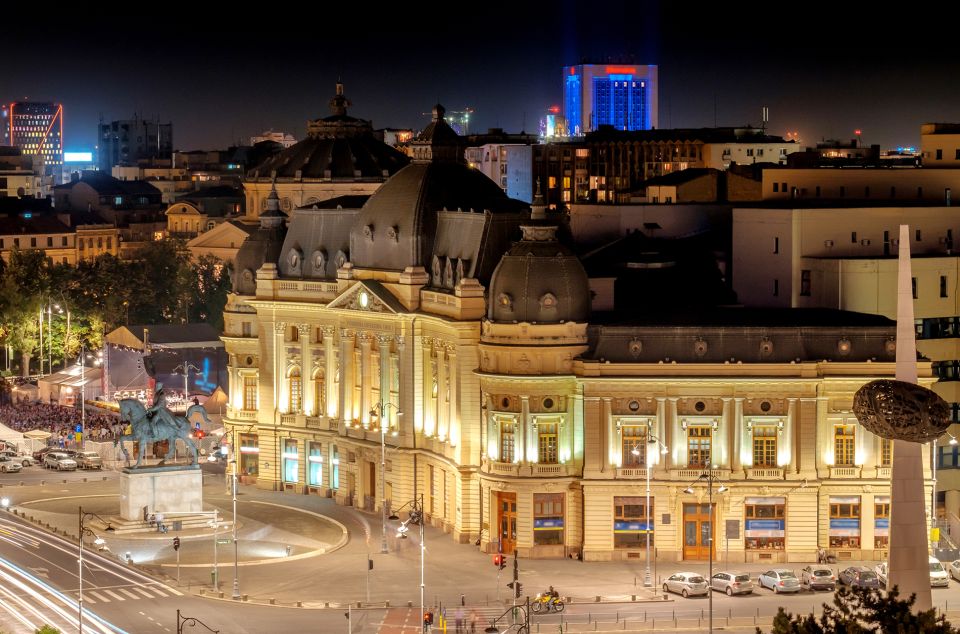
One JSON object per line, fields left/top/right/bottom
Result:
{"left": 98, "top": 117, "right": 173, "bottom": 171}
{"left": 563, "top": 64, "right": 658, "bottom": 135}
{"left": 5, "top": 101, "right": 64, "bottom": 175}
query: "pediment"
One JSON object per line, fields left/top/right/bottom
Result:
{"left": 326, "top": 280, "right": 405, "bottom": 314}
{"left": 187, "top": 221, "right": 254, "bottom": 248}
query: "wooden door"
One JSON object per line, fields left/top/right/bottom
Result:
{"left": 682, "top": 503, "right": 714, "bottom": 560}
{"left": 497, "top": 492, "right": 517, "bottom": 555}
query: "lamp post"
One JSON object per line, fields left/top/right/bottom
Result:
{"left": 684, "top": 469, "right": 727, "bottom": 634}
{"left": 390, "top": 495, "right": 424, "bottom": 629}
{"left": 78, "top": 506, "right": 114, "bottom": 634}
{"left": 174, "top": 362, "right": 201, "bottom": 404}
{"left": 370, "top": 402, "right": 403, "bottom": 555}
{"left": 631, "top": 432, "right": 668, "bottom": 588}
{"left": 231, "top": 459, "right": 240, "bottom": 600}
{"left": 78, "top": 344, "right": 102, "bottom": 450}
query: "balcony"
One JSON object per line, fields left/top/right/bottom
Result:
{"left": 616, "top": 467, "right": 648, "bottom": 479}
{"left": 489, "top": 462, "right": 520, "bottom": 476}
{"left": 230, "top": 409, "right": 257, "bottom": 420}
{"left": 529, "top": 464, "right": 566, "bottom": 477}
{"left": 279, "top": 413, "right": 298, "bottom": 426}
{"left": 829, "top": 466, "right": 862, "bottom": 479}
{"left": 748, "top": 467, "right": 784, "bottom": 479}
{"left": 876, "top": 466, "right": 892, "bottom": 478}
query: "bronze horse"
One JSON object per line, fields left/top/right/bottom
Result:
{"left": 115, "top": 399, "right": 210, "bottom": 467}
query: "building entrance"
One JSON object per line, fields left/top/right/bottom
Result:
{"left": 497, "top": 492, "right": 517, "bottom": 554}
{"left": 682, "top": 503, "right": 714, "bottom": 560}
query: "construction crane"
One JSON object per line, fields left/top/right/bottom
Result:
{"left": 421, "top": 107, "right": 474, "bottom": 136}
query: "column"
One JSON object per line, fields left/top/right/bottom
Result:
{"left": 655, "top": 397, "right": 666, "bottom": 473}
{"left": 786, "top": 398, "right": 798, "bottom": 473}
{"left": 734, "top": 398, "right": 745, "bottom": 469}
{"left": 601, "top": 397, "right": 613, "bottom": 472}
{"left": 520, "top": 396, "right": 530, "bottom": 463}
{"left": 323, "top": 326, "right": 337, "bottom": 418}
{"left": 667, "top": 398, "right": 679, "bottom": 469}
{"left": 359, "top": 333, "right": 373, "bottom": 426}
{"left": 299, "top": 324, "right": 310, "bottom": 415}
{"left": 339, "top": 329, "right": 355, "bottom": 425}
{"left": 437, "top": 342, "right": 448, "bottom": 441}
{"left": 447, "top": 345, "right": 459, "bottom": 448}
{"left": 377, "top": 335, "right": 392, "bottom": 426}
{"left": 273, "top": 321, "right": 286, "bottom": 417}
{"left": 422, "top": 337, "right": 434, "bottom": 436}
{"left": 725, "top": 398, "right": 740, "bottom": 473}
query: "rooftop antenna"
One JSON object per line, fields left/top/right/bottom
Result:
{"left": 762, "top": 106, "right": 769, "bottom": 133}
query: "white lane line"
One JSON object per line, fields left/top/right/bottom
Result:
{"left": 90, "top": 591, "right": 111, "bottom": 602}
{"left": 148, "top": 586, "right": 169, "bottom": 597}
{"left": 81, "top": 593, "right": 96, "bottom": 604}
{"left": 119, "top": 588, "right": 140, "bottom": 599}
{"left": 103, "top": 589, "right": 126, "bottom": 601}
{"left": 133, "top": 587, "right": 154, "bottom": 598}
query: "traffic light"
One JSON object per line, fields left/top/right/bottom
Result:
{"left": 507, "top": 581, "right": 523, "bottom": 597}
{"left": 423, "top": 611, "right": 434, "bottom": 626}
{"left": 492, "top": 554, "right": 506, "bottom": 569}
{"left": 173, "top": 537, "right": 181, "bottom": 551}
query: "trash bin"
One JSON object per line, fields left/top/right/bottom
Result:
{"left": 211, "top": 569, "right": 218, "bottom": 586}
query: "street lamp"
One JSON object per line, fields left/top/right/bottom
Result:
{"left": 683, "top": 470, "right": 727, "bottom": 634}
{"left": 370, "top": 402, "right": 403, "bottom": 555}
{"left": 78, "top": 344, "right": 102, "bottom": 449}
{"left": 78, "top": 506, "right": 114, "bottom": 634}
{"left": 389, "top": 495, "right": 424, "bottom": 629}
{"left": 174, "top": 362, "right": 201, "bottom": 404}
{"left": 631, "top": 432, "right": 668, "bottom": 588}
{"left": 231, "top": 458, "right": 240, "bottom": 600}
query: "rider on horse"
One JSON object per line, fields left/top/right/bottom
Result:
{"left": 144, "top": 383, "right": 179, "bottom": 436}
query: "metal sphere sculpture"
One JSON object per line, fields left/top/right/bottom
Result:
{"left": 852, "top": 379, "right": 950, "bottom": 442}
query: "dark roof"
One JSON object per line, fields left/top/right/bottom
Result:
{"left": 61, "top": 172, "right": 162, "bottom": 197}
{"left": 0, "top": 197, "right": 53, "bottom": 214}
{"left": 586, "top": 125, "right": 791, "bottom": 145}
{"left": 590, "top": 307, "right": 892, "bottom": 328}
{"left": 0, "top": 213, "right": 71, "bottom": 235}
{"left": 179, "top": 186, "right": 243, "bottom": 200}
{"left": 127, "top": 323, "right": 223, "bottom": 344}
{"left": 308, "top": 195, "right": 370, "bottom": 209}
{"left": 640, "top": 168, "right": 717, "bottom": 187}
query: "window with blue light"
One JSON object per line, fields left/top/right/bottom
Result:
{"left": 282, "top": 438, "right": 298, "bottom": 483}
{"left": 308, "top": 442, "right": 323, "bottom": 486}
{"left": 564, "top": 70, "right": 582, "bottom": 136}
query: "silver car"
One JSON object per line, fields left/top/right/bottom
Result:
{"left": 663, "top": 572, "right": 709, "bottom": 597}
{"left": 43, "top": 452, "right": 77, "bottom": 471}
{"left": 75, "top": 451, "right": 102, "bottom": 470}
{"left": 801, "top": 565, "right": 836, "bottom": 590}
{"left": 711, "top": 571, "right": 754, "bottom": 595}
{"left": 758, "top": 569, "right": 802, "bottom": 593}
{"left": 0, "top": 456, "right": 22, "bottom": 473}
{"left": 0, "top": 451, "right": 34, "bottom": 467}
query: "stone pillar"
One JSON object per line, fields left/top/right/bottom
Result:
{"left": 298, "top": 324, "right": 310, "bottom": 415}
{"left": 359, "top": 333, "right": 373, "bottom": 426}
{"left": 734, "top": 398, "right": 745, "bottom": 469}
{"left": 725, "top": 398, "right": 740, "bottom": 473}
{"left": 520, "top": 396, "right": 530, "bottom": 463}
{"left": 339, "top": 329, "right": 355, "bottom": 425}
{"left": 601, "top": 397, "right": 613, "bottom": 472}
{"left": 422, "top": 337, "right": 434, "bottom": 436}
{"left": 655, "top": 397, "right": 666, "bottom": 473}
{"left": 786, "top": 398, "right": 797, "bottom": 473}
{"left": 272, "top": 321, "right": 285, "bottom": 417}
{"left": 323, "top": 326, "right": 337, "bottom": 419}
{"left": 437, "top": 343, "right": 448, "bottom": 441}
{"left": 668, "top": 398, "right": 679, "bottom": 469}
{"left": 377, "top": 335, "right": 393, "bottom": 427}
{"left": 448, "top": 345, "right": 459, "bottom": 448}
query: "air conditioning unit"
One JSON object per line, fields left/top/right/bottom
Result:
{"left": 860, "top": 239, "right": 871, "bottom": 246}
{"left": 824, "top": 240, "right": 834, "bottom": 248}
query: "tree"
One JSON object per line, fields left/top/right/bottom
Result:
{"left": 766, "top": 585, "right": 960, "bottom": 634}
{"left": 189, "top": 255, "right": 231, "bottom": 330}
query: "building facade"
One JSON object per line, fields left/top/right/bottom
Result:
{"left": 221, "top": 106, "right": 926, "bottom": 564}
{"left": 563, "top": 64, "right": 659, "bottom": 135}
{"left": 6, "top": 101, "right": 63, "bottom": 175}
{"left": 98, "top": 117, "right": 173, "bottom": 171}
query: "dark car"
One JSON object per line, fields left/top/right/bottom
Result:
{"left": 32, "top": 447, "right": 55, "bottom": 461}
{"left": 839, "top": 566, "right": 880, "bottom": 589}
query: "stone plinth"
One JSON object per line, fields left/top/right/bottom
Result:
{"left": 119, "top": 466, "right": 203, "bottom": 521}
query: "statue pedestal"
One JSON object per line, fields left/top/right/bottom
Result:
{"left": 119, "top": 466, "right": 203, "bottom": 521}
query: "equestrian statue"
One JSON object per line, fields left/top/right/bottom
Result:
{"left": 115, "top": 383, "right": 212, "bottom": 468}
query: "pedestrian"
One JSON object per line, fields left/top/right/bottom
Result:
{"left": 469, "top": 611, "right": 478, "bottom": 633}
{"left": 454, "top": 606, "right": 464, "bottom": 633}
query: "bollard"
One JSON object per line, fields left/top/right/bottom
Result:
{"left": 243, "top": 594, "right": 248, "bottom": 602}
{"left": 385, "top": 601, "right": 390, "bottom": 607}
{"left": 269, "top": 598, "right": 276, "bottom": 605}
{"left": 296, "top": 601, "right": 302, "bottom": 607}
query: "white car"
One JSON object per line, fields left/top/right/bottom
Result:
{"left": 949, "top": 559, "right": 960, "bottom": 582}
{"left": 663, "top": 572, "right": 709, "bottom": 597}
{"left": 875, "top": 562, "right": 888, "bottom": 587}
{"left": 930, "top": 557, "right": 950, "bottom": 588}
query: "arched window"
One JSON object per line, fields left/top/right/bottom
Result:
{"left": 288, "top": 367, "right": 302, "bottom": 413}
{"left": 313, "top": 369, "right": 325, "bottom": 416}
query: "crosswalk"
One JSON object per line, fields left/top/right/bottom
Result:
{"left": 73, "top": 583, "right": 182, "bottom": 605}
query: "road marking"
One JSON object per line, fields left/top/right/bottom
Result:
{"left": 103, "top": 589, "right": 126, "bottom": 601}
{"left": 90, "top": 591, "right": 110, "bottom": 602}
{"left": 148, "top": 586, "right": 169, "bottom": 597}
{"left": 133, "top": 587, "right": 154, "bottom": 598}
{"left": 119, "top": 588, "right": 140, "bottom": 599}
{"left": 82, "top": 594, "right": 95, "bottom": 604}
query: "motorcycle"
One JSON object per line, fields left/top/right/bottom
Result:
{"left": 531, "top": 593, "right": 565, "bottom": 613}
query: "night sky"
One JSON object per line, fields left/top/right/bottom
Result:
{"left": 4, "top": 5, "right": 960, "bottom": 152}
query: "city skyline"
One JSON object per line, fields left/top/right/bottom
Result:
{"left": 4, "top": 6, "right": 960, "bottom": 152}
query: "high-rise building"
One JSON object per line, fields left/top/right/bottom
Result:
{"left": 562, "top": 64, "right": 658, "bottom": 135}
{"left": 98, "top": 116, "right": 173, "bottom": 171}
{"left": 5, "top": 101, "right": 64, "bottom": 173}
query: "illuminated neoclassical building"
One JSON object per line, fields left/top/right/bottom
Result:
{"left": 221, "top": 106, "right": 932, "bottom": 563}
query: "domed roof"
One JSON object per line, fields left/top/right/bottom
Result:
{"left": 232, "top": 185, "right": 287, "bottom": 294}
{"left": 487, "top": 222, "right": 590, "bottom": 324}
{"left": 350, "top": 111, "right": 527, "bottom": 271}
{"left": 247, "top": 82, "right": 409, "bottom": 181}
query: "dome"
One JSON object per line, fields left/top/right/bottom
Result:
{"left": 232, "top": 184, "right": 287, "bottom": 294}
{"left": 350, "top": 147, "right": 526, "bottom": 272}
{"left": 487, "top": 223, "right": 590, "bottom": 324}
{"left": 247, "top": 82, "right": 409, "bottom": 181}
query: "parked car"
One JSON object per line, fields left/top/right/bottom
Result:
{"left": 43, "top": 452, "right": 77, "bottom": 471}
{"left": 929, "top": 557, "right": 950, "bottom": 588}
{"left": 32, "top": 447, "right": 54, "bottom": 461}
{"left": 663, "top": 572, "right": 709, "bottom": 597}
{"left": 839, "top": 566, "right": 881, "bottom": 589}
{"left": 758, "top": 569, "right": 802, "bottom": 593}
{"left": 949, "top": 560, "right": 960, "bottom": 582}
{"left": 801, "top": 565, "right": 836, "bottom": 591}
{"left": 0, "top": 451, "right": 35, "bottom": 467}
{"left": 874, "top": 562, "right": 889, "bottom": 587}
{"left": 0, "top": 456, "right": 22, "bottom": 473}
{"left": 74, "top": 451, "right": 102, "bottom": 470}
{"left": 710, "top": 571, "right": 754, "bottom": 596}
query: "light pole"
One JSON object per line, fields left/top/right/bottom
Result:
{"left": 390, "top": 495, "right": 424, "bottom": 629}
{"left": 370, "top": 402, "right": 403, "bottom": 555}
{"left": 684, "top": 469, "right": 727, "bottom": 634}
{"left": 78, "top": 344, "right": 102, "bottom": 450}
{"left": 231, "top": 460, "right": 240, "bottom": 600}
{"left": 78, "top": 507, "right": 114, "bottom": 634}
{"left": 631, "top": 432, "right": 668, "bottom": 588}
{"left": 174, "top": 362, "right": 201, "bottom": 404}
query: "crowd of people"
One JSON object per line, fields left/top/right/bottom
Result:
{"left": 0, "top": 402, "right": 122, "bottom": 446}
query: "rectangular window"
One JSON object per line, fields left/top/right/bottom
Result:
{"left": 239, "top": 433, "right": 259, "bottom": 476}
{"left": 800, "top": 270, "right": 811, "bottom": 296}
{"left": 840, "top": 186, "right": 846, "bottom": 198}
{"left": 242, "top": 376, "right": 258, "bottom": 411}
{"left": 916, "top": 229, "right": 922, "bottom": 242}
{"left": 687, "top": 426, "right": 711, "bottom": 467}
{"left": 773, "top": 279, "right": 779, "bottom": 297}
{"left": 875, "top": 496, "right": 890, "bottom": 549}
{"left": 752, "top": 426, "right": 778, "bottom": 467}
{"left": 815, "top": 186, "right": 821, "bottom": 197}
{"left": 942, "top": 275, "right": 948, "bottom": 298}
{"left": 62, "top": 236, "right": 67, "bottom": 246}
{"left": 331, "top": 445, "right": 340, "bottom": 489}
{"left": 499, "top": 419, "right": 515, "bottom": 463}
{"left": 781, "top": 182, "right": 787, "bottom": 193}
{"left": 621, "top": 424, "right": 647, "bottom": 467}
{"left": 282, "top": 438, "right": 298, "bottom": 483}
{"left": 955, "top": 149, "right": 960, "bottom": 160}
{"left": 242, "top": 322, "right": 252, "bottom": 337}
{"left": 534, "top": 493, "right": 564, "bottom": 545}
{"left": 851, "top": 231, "right": 857, "bottom": 244}
{"left": 46, "top": 237, "right": 52, "bottom": 247}
{"left": 290, "top": 326, "right": 299, "bottom": 342}
{"left": 937, "top": 149, "right": 944, "bottom": 160}
{"left": 30, "top": 237, "right": 36, "bottom": 247}
{"left": 308, "top": 442, "right": 323, "bottom": 486}
{"left": 614, "top": 496, "right": 654, "bottom": 549}
{"left": 912, "top": 277, "right": 918, "bottom": 299}
{"left": 773, "top": 237, "right": 779, "bottom": 254}
{"left": 773, "top": 182, "right": 779, "bottom": 193}
{"left": 829, "top": 496, "right": 861, "bottom": 548}
{"left": 744, "top": 496, "right": 785, "bottom": 550}
{"left": 834, "top": 424, "right": 856, "bottom": 466}
{"left": 288, "top": 370, "right": 302, "bottom": 413}
{"left": 538, "top": 421, "right": 558, "bottom": 464}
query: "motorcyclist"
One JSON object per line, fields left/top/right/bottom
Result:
{"left": 544, "top": 585, "right": 559, "bottom": 609}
